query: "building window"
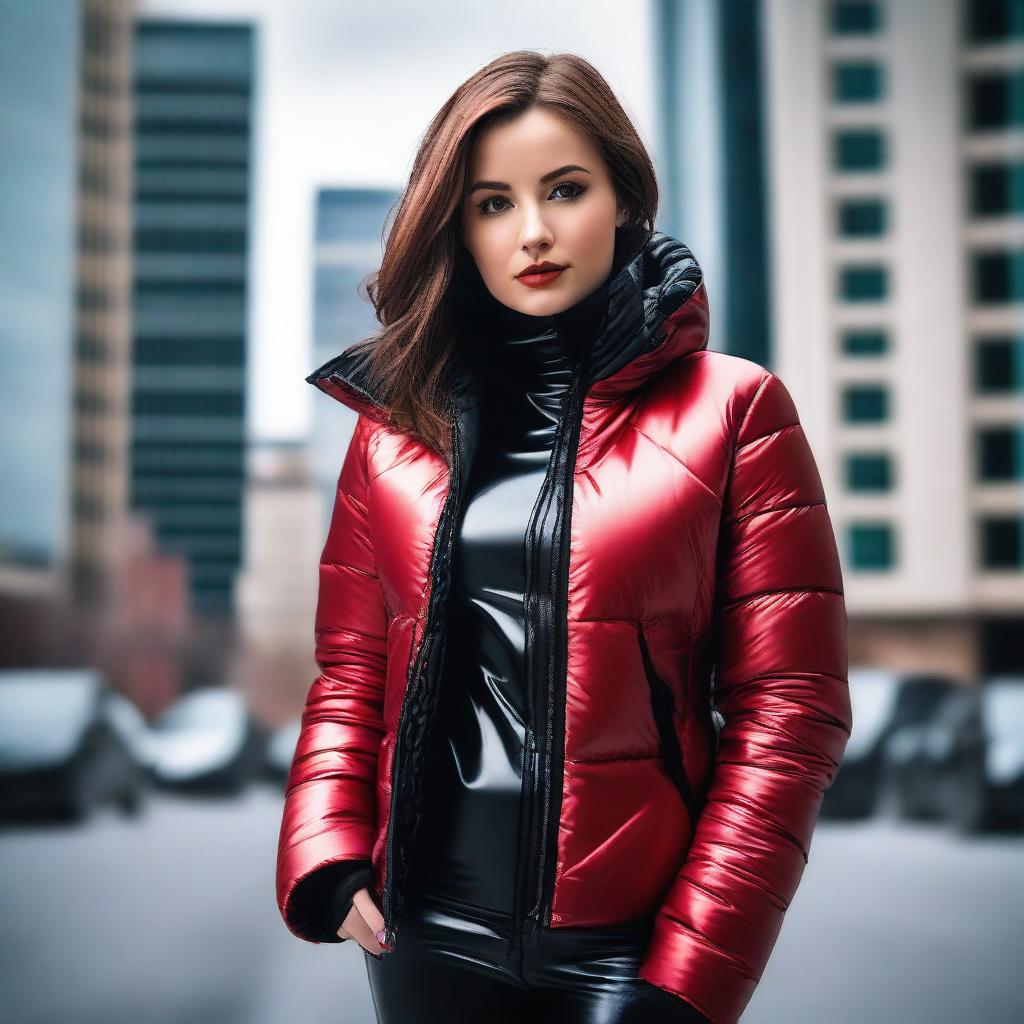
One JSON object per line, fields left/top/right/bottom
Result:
{"left": 838, "top": 197, "right": 887, "bottom": 236}
{"left": 835, "top": 129, "right": 886, "bottom": 171}
{"left": 846, "top": 452, "right": 893, "bottom": 491}
{"left": 967, "top": 70, "right": 1024, "bottom": 130}
{"left": 843, "top": 383, "right": 889, "bottom": 422}
{"left": 849, "top": 522, "right": 895, "bottom": 569}
{"left": 979, "top": 516, "right": 1023, "bottom": 568}
{"left": 134, "top": 335, "right": 245, "bottom": 366}
{"left": 76, "top": 333, "right": 112, "bottom": 364}
{"left": 842, "top": 328, "right": 889, "bottom": 356}
{"left": 831, "top": 1, "right": 881, "bottom": 34}
{"left": 977, "top": 426, "right": 1024, "bottom": 481}
{"left": 970, "top": 163, "right": 1024, "bottom": 216}
{"left": 74, "top": 440, "right": 109, "bottom": 465}
{"left": 133, "top": 278, "right": 246, "bottom": 297}
{"left": 833, "top": 61, "right": 884, "bottom": 102}
{"left": 967, "top": 0, "right": 1024, "bottom": 44}
{"left": 972, "top": 250, "right": 1024, "bottom": 303}
{"left": 77, "top": 284, "right": 115, "bottom": 311}
{"left": 134, "top": 227, "right": 248, "bottom": 254}
{"left": 975, "top": 335, "right": 1024, "bottom": 392}
{"left": 840, "top": 265, "right": 888, "bottom": 301}
{"left": 131, "top": 389, "right": 244, "bottom": 417}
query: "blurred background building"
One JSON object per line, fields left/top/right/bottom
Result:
{"left": 129, "top": 18, "right": 254, "bottom": 619}
{"left": 69, "top": 0, "right": 137, "bottom": 609}
{"left": 653, "top": 0, "right": 771, "bottom": 369}
{"left": 766, "top": 0, "right": 1024, "bottom": 681}
{"left": 1, "top": 1, "right": 84, "bottom": 580}
{"left": 234, "top": 438, "right": 320, "bottom": 721}
{"left": 310, "top": 186, "right": 399, "bottom": 523}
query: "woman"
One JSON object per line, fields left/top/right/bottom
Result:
{"left": 276, "top": 51, "right": 852, "bottom": 1024}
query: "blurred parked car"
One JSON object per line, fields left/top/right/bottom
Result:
{"left": 878, "top": 676, "right": 1024, "bottom": 834}
{"left": 879, "top": 686, "right": 982, "bottom": 823}
{"left": 144, "top": 687, "right": 267, "bottom": 795}
{"left": 821, "top": 668, "right": 960, "bottom": 819}
{"left": 264, "top": 716, "right": 300, "bottom": 785}
{"left": 950, "top": 677, "right": 1024, "bottom": 834}
{"left": 0, "top": 669, "right": 149, "bottom": 823}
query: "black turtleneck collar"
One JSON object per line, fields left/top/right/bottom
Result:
{"left": 451, "top": 251, "right": 613, "bottom": 377}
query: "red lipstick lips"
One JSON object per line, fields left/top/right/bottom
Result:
{"left": 516, "top": 260, "right": 566, "bottom": 289}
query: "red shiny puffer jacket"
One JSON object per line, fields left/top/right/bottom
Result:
{"left": 276, "top": 232, "right": 852, "bottom": 1024}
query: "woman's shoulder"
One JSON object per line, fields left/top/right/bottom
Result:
{"left": 655, "top": 349, "right": 778, "bottom": 418}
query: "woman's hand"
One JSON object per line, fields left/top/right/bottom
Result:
{"left": 336, "top": 886, "right": 390, "bottom": 954}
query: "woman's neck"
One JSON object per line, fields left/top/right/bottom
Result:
{"left": 456, "top": 261, "right": 612, "bottom": 376}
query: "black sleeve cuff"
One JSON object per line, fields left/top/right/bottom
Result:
{"left": 288, "top": 859, "right": 374, "bottom": 943}
{"left": 326, "top": 861, "right": 375, "bottom": 937}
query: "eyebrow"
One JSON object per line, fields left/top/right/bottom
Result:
{"left": 467, "top": 164, "right": 591, "bottom": 195}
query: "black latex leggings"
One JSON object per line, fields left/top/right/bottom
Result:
{"left": 362, "top": 890, "right": 697, "bottom": 1024}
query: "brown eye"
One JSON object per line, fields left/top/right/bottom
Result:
{"left": 478, "top": 195, "right": 510, "bottom": 216}
{"left": 550, "top": 181, "right": 585, "bottom": 201}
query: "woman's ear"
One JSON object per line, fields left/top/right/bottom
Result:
{"left": 615, "top": 205, "right": 630, "bottom": 229}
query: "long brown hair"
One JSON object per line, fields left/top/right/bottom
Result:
{"left": 349, "top": 50, "right": 659, "bottom": 458}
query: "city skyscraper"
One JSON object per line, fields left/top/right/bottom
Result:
{"left": 69, "top": 0, "right": 138, "bottom": 605}
{"left": 130, "top": 18, "right": 255, "bottom": 616}
{"left": 764, "top": 0, "right": 1024, "bottom": 676}
{"left": 652, "top": 0, "right": 771, "bottom": 367}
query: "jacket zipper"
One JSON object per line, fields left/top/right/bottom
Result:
{"left": 511, "top": 370, "right": 587, "bottom": 957}
{"left": 636, "top": 624, "right": 698, "bottom": 823}
{"left": 381, "top": 403, "right": 462, "bottom": 947}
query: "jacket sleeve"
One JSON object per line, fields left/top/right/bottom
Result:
{"left": 638, "top": 369, "right": 853, "bottom": 1023}
{"left": 275, "top": 414, "right": 388, "bottom": 944}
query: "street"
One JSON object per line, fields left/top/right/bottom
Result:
{"left": 1, "top": 785, "right": 1021, "bottom": 1023}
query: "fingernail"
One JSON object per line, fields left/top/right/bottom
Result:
{"left": 374, "top": 928, "right": 388, "bottom": 946}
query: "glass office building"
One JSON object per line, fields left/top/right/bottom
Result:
{"left": 130, "top": 19, "right": 255, "bottom": 615}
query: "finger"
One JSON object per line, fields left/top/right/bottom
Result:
{"left": 352, "top": 888, "right": 385, "bottom": 934}
{"left": 335, "top": 923, "right": 351, "bottom": 940}
{"left": 344, "top": 903, "right": 384, "bottom": 954}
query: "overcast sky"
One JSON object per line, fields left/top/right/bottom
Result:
{"left": 139, "top": 0, "right": 656, "bottom": 441}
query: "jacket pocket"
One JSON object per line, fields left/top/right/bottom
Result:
{"left": 636, "top": 623, "right": 698, "bottom": 824}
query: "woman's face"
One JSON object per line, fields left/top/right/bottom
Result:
{"left": 460, "top": 106, "right": 627, "bottom": 316}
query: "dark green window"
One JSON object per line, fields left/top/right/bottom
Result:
{"left": 835, "top": 129, "right": 886, "bottom": 170}
{"left": 846, "top": 452, "right": 893, "bottom": 491}
{"left": 832, "top": 1, "right": 881, "bottom": 34}
{"left": 840, "top": 265, "right": 888, "bottom": 300}
{"left": 134, "top": 336, "right": 245, "bottom": 366}
{"left": 75, "top": 440, "right": 109, "bottom": 465}
{"left": 834, "top": 61, "right": 884, "bottom": 102}
{"left": 132, "top": 390, "right": 244, "bottom": 416}
{"left": 968, "top": 70, "right": 1024, "bottom": 130}
{"left": 968, "top": 1, "right": 1024, "bottom": 44}
{"left": 133, "top": 116, "right": 250, "bottom": 136}
{"left": 972, "top": 250, "right": 1024, "bottom": 302}
{"left": 843, "top": 383, "right": 889, "bottom": 422}
{"left": 849, "top": 523, "right": 895, "bottom": 569}
{"left": 977, "top": 426, "right": 1024, "bottom": 481}
{"left": 133, "top": 278, "right": 246, "bottom": 297}
{"left": 970, "top": 163, "right": 1024, "bottom": 216}
{"left": 842, "top": 328, "right": 889, "bottom": 356}
{"left": 134, "top": 227, "right": 248, "bottom": 253}
{"left": 839, "top": 198, "right": 887, "bottom": 236}
{"left": 975, "top": 336, "right": 1024, "bottom": 392}
{"left": 980, "top": 516, "right": 1023, "bottom": 568}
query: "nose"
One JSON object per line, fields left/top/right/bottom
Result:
{"left": 519, "top": 201, "right": 554, "bottom": 257}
